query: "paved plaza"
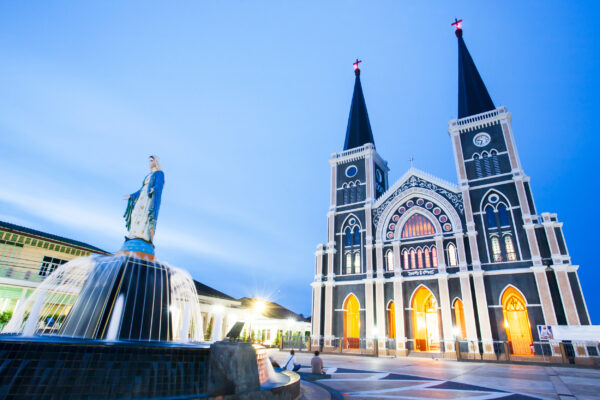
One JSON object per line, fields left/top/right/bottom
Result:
{"left": 268, "top": 350, "right": 600, "bottom": 400}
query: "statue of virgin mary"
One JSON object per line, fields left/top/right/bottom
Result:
{"left": 123, "top": 155, "right": 165, "bottom": 244}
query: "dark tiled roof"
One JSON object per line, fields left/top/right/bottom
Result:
{"left": 239, "top": 297, "right": 309, "bottom": 322}
{"left": 193, "top": 280, "right": 237, "bottom": 301}
{"left": 0, "top": 220, "right": 109, "bottom": 254}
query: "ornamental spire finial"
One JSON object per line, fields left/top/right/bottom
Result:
{"left": 353, "top": 59, "right": 362, "bottom": 76}
{"left": 451, "top": 18, "right": 463, "bottom": 37}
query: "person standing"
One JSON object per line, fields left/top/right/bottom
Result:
{"left": 311, "top": 351, "right": 324, "bottom": 374}
{"left": 283, "top": 350, "right": 301, "bottom": 372}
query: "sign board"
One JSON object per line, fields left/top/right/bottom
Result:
{"left": 404, "top": 269, "right": 436, "bottom": 277}
{"left": 537, "top": 325, "right": 554, "bottom": 340}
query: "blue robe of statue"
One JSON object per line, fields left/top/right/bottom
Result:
{"left": 123, "top": 170, "right": 165, "bottom": 243}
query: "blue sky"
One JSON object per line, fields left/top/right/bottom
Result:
{"left": 1, "top": 1, "right": 599, "bottom": 321}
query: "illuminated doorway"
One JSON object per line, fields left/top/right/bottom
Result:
{"left": 412, "top": 286, "right": 440, "bottom": 352}
{"left": 387, "top": 301, "right": 396, "bottom": 339}
{"left": 502, "top": 287, "right": 533, "bottom": 356}
{"left": 453, "top": 298, "right": 466, "bottom": 340}
{"left": 344, "top": 294, "right": 360, "bottom": 349}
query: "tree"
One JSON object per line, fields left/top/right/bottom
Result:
{"left": 0, "top": 310, "right": 12, "bottom": 326}
{"left": 273, "top": 330, "right": 281, "bottom": 346}
{"left": 205, "top": 319, "right": 213, "bottom": 341}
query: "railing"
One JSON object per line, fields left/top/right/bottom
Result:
{"left": 281, "top": 336, "right": 309, "bottom": 351}
{"left": 331, "top": 143, "right": 374, "bottom": 159}
{"left": 450, "top": 107, "right": 506, "bottom": 128}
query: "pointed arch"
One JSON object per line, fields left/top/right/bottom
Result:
{"left": 343, "top": 293, "right": 360, "bottom": 349}
{"left": 386, "top": 249, "right": 394, "bottom": 271}
{"left": 386, "top": 300, "right": 396, "bottom": 339}
{"left": 478, "top": 189, "right": 511, "bottom": 213}
{"left": 453, "top": 298, "right": 466, "bottom": 340}
{"left": 501, "top": 286, "right": 533, "bottom": 356}
{"left": 411, "top": 285, "right": 440, "bottom": 352}
{"left": 401, "top": 213, "right": 436, "bottom": 239}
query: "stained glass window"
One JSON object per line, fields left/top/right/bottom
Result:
{"left": 410, "top": 249, "right": 416, "bottom": 269}
{"left": 417, "top": 249, "right": 423, "bottom": 268}
{"left": 447, "top": 243, "right": 457, "bottom": 266}
{"left": 424, "top": 248, "right": 431, "bottom": 268}
{"left": 353, "top": 252, "right": 361, "bottom": 274}
{"left": 486, "top": 206, "right": 497, "bottom": 228}
{"left": 498, "top": 204, "right": 510, "bottom": 226}
{"left": 353, "top": 227, "right": 361, "bottom": 245}
{"left": 403, "top": 250, "right": 409, "bottom": 269}
{"left": 401, "top": 214, "right": 436, "bottom": 238}
{"left": 432, "top": 247, "right": 438, "bottom": 267}
{"left": 386, "top": 250, "right": 394, "bottom": 271}
{"left": 504, "top": 235, "right": 517, "bottom": 261}
{"left": 346, "top": 253, "right": 352, "bottom": 274}
{"left": 491, "top": 236, "right": 502, "bottom": 262}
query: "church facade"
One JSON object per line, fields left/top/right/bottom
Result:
{"left": 310, "top": 26, "right": 591, "bottom": 359}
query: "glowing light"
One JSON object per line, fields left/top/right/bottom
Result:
{"left": 212, "top": 304, "right": 224, "bottom": 314}
{"left": 453, "top": 327, "right": 461, "bottom": 337}
{"left": 353, "top": 59, "right": 362, "bottom": 70}
{"left": 253, "top": 299, "right": 267, "bottom": 315}
{"left": 504, "top": 319, "right": 509, "bottom": 329}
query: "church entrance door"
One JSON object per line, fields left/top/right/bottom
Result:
{"left": 344, "top": 294, "right": 360, "bottom": 349}
{"left": 502, "top": 287, "right": 533, "bottom": 356}
{"left": 412, "top": 286, "right": 440, "bottom": 352}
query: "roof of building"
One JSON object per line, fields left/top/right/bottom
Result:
{"left": 456, "top": 27, "right": 495, "bottom": 119}
{"left": 239, "top": 297, "right": 309, "bottom": 322}
{"left": 0, "top": 220, "right": 109, "bottom": 254}
{"left": 193, "top": 280, "right": 237, "bottom": 301}
{"left": 343, "top": 66, "right": 375, "bottom": 151}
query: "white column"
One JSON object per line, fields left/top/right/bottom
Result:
{"left": 437, "top": 273, "right": 455, "bottom": 354}
{"left": 472, "top": 271, "right": 494, "bottom": 357}
{"left": 552, "top": 265, "right": 580, "bottom": 326}
{"left": 434, "top": 235, "right": 446, "bottom": 272}
{"left": 530, "top": 266, "right": 557, "bottom": 326}
{"left": 375, "top": 280, "right": 386, "bottom": 350}
{"left": 393, "top": 279, "right": 407, "bottom": 354}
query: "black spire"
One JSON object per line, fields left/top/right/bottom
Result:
{"left": 454, "top": 21, "right": 495, "bottom": 118}
{"left": 343, "top": 60, "right": 375, "bottom": 150}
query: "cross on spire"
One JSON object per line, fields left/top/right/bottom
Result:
{"left": 452, "top": 18, "right": 463, "bottom": 37}
{"left": 408, "top": 156, "right": 415, "bottom": 168}
{"left": 353, "top": 59, "right": 362, "bottom": 76}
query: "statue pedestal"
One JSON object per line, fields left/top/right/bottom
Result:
{"left": 208, "top": 341, "right": 260, "bottom": 396}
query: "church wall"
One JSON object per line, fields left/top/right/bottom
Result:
{"left": 568, "top": 272, "right": 590, "bottom": 325}
{"left": 523, "top": 182, "right": 537, "bottom": 215}
{"left": 546, "top": 270, "right": 567, "bottom": 325}
{"left": 535, "top": 227, "right": 551, "bottom": 260}
{"left": 384, "top": 281, "right": 394, "bottom": 307}
{"left": 448, "top": 277, "right": 462, "bottom": 305}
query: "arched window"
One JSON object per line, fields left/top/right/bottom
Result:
{"left": 403, "top": 250, "right": 409, "bottom": 269}
{"left": 447, "top": 243, "right": 458, "bottom": 266}
{"left": 504, "top": 235, "right": 517, "bottom": 261}
{"left": 498, "top": 204, "right": 510, "bottom": 226}
{"left": 431, "top": 246, "right": 438, "bottom": 267}
{"left": 424, "top": 248, "right": 431, "bottom": 268}
{"left": 410, "top": 249, "right": 416, "bottom": 269}
{"left": 482, "top": 152, "right": 491, "bottom": 176}
{"left": 491, "top": 236, "right": 502, "bottom": 262}
{"left": 353, "top": 252, "right": 361, "bottom": 274}
{"left": 343, "top": 188, "right": 349, "bottom": 204}
{"left": 350, "top": 183, "right": 356, "bottom": 203}
{"left": 345, "top": 253, "right": 352, "bottom": 274}
{"left": 491, "top": 150, "right": 501, "bottom": 174}
{"left": 417, "top": 249, "right": 423, "bottom": 268}
{"left": 345, "top": 229, "right": 352, "bottom": 246}
{"left": 386, "top": 250, "right": 394, "bottom": 271}
{"left": 352, "top": 227, "right": 361, "bottom": 245}
{"left": 473, "top": 154, "right": 483, "bottom": 178}
{"left": 401, "top": 214, "right": 436, "bottom": 238}
{"left": 485, "top": 206, "right": 497, "bottom": 228}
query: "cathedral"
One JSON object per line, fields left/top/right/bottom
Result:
{"left": 310, "top": 24, "right": 591, "bottom": 359}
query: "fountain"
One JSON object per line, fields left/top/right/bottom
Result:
{"left": 0, "top": 156, "right": 299, "bottom": 399}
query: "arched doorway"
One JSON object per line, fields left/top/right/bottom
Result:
{"left": 411, "top": 286, "right": 440, "bottom": 352}
{"left": 502, "top": 287, "right": 533, "bottom": 356}
{"left": 387, "top": 301, "right": 396, "bottom": 339}
{"left": 453, "top": 298, "right": 466, "bottom": 340}
{"left": 344, "top": 294, "right": 360, "bottom": 349}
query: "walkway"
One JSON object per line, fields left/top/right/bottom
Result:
{"left": 268, "top": 350, "right": 600, "bottom": 400}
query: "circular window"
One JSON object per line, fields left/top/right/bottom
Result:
{"left": 392, "top": 215, "right": 399, "bottom": 222}
{"left": 416, "top": 198, "right": 425, "bottom": 206}
{"left": 387, "top": 232, "right": 394, "bottom": 239}
{"left": 406, "top": 200, "right": 414, "bottom": 207}
{"left": 488, "top": 194, "right": 499, "bottom": 203}
{"left": 349, "top": 219, "right": 356, "bottom": 225}
{"left": 443, "top": 223, "right": 452, "bottom": 231}
{"left": 425, "top": 202, "right": 433, "bottom": 209}
{"left": 439, "top": 215, "right": 448, "bottom": 223}
{"left": 398, "top": 206, "right": 406, "bottom": 214}
{"left": 433, "top": 207, "right": 441, "bottom": 215}
{"left": 388, "top": 223, "right": 396, "bottom": 230}
{"left": 345, "top": 165, "right": 358, "bottom": 178}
